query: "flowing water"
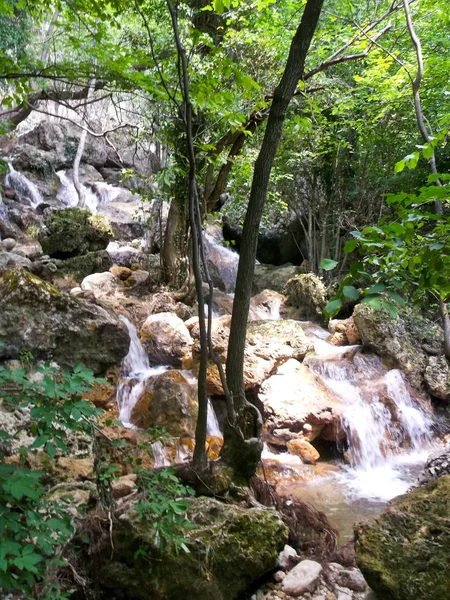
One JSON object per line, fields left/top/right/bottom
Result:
{"left": 264, "top": 322, "right": 436, "bottom": 539}
{"left": 56, "top": 171, "right": 123, "bottom": 214}
{"left": 204, "top": 233, "right": 240, "bottom": 293}
{"left": 116, "top": 316, "right": 167, "bottom": 427}
{"left": 4, "top": 161, "right": 43, "bottom": 208}
{"left": 0, "top": 193, "right": 9, "bottom": 222}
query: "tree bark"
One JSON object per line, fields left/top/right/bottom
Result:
{"left": 222, "top": 0, "right": 324, "bottom": 479}
{"left": 440, "top": 300, "right": 450, "bottom": 362}
{"left": 73, "top": 77, "right": 96, "bottom": 208}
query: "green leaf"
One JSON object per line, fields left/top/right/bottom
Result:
{"left": 320, "top": 258, "right": 338, "bottom": 271}
{"left": 343, "top": 286, "right": 359, "bottom": 301}
{"left": 422, "top": 144, "right": 433, "bottom": 159}
{"left": 386, "top": 290, "right": 406, "bottom": 306}
{"left": 324, "top": 298, "right": 343, "bottom": 318}
{"left": 367, "top": 283, "right": 385, "bottom": 295}
{"left": 344, "top": 239, "right": 358, "bottom": 253}
{"left": 394, "top": 159, "right": 405, "bottom": 173}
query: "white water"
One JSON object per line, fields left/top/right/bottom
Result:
{"left": 151, "top": 441, "right": 170, "bottom": 467}
{"left": 204, "top": 233, "right": 240, "bottom": 293}
{"left": 5, "top": 161, "right": 43, "bottom": 208}
{"left": 0, "top": 193, "right": 8, "bottom": 221}
{"left": 302, "top": 327, "right": 434, "bottom": 501}
{"left": 56, "top": 170, "right": 99, "bottom": 214}
{"left": 116, "top": 316, "right": 167, "bottom": 426}
{"left": 207, "top": 399, "right": 222, "bottom": 438}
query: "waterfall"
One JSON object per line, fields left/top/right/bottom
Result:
{"left": 4, "top": 161, "right": 43, "bottom": 208}
{"left": 303, "top": 331, "right": 434, "bottom": 500}
{"left": 207, "top": 399, "right": 222, "bottom": 438}
{"left": 116, "top": 316, "right": 167, "bottom": 427}
{"left": 0, "top": 193, "right": 9, "bottom": 222}
{"left": 94, "top": 181, "right": 121, "bottom": 204}
{"left": 56, "top": 170, "right": 99, "bottom": 214}
{"left": 151, "top": 441, "right": 170, "bottom": 468}
{"left": 204, "top": 233, "right": 239, "bottom": 293}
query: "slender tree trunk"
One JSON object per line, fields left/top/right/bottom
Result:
{"left": 73, "top": 76, "right": 96, "bottom": 208}
{"left": 440, "top": 300, "right": 450, "bottom": 361}
{"left": 222, "top": 0, "right": 324, "bottom": 479}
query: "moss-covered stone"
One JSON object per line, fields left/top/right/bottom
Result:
{"left": 38, "top": 207, "right": 112, "bottom": 258}
{"left": 96, "top": 497, "right": 288, "bottom": 600}
{"left": 57, "top": 250, "right": 113, "bottom": 282}
{"left": 284, "top": 273, "right": 327, "bottom": 320}
{"left": 0, "top": 268, "right": 129, "bottom": 374}
{"left": 355, "top": 475, "right": 450, "bottom": 600}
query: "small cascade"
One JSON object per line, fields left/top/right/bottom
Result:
{"left": 56, "top": 170, "right": 99, "bottom": 214}
{"left": 116, "top": 316, "right": 167, "bottom": 427}
{"left": 0, "top": 192, "right": 9, "bottom": 222}
{"left": 207, "top": 399, "right": 222, "bottom": 438}
{"left": 204, "top": 233, "right": 239, "bottom": 293}
{"left": 302, "top": 327, "right": 434, "bottom": 500}
{"left": 151, "top": 441, "right": 170, "bottom": 468}
{"left": 94, "top": 181, "right": 122, "bottom": 204}
{"left": 4, "top": 161, "right": 43, "bottom": 208}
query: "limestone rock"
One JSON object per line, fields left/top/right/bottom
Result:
{"left": 281, "top": 559, "right": 323, "bottom": 596}
{"left": 96, "top": 496, "right": 288, "bottom": 600}
{"left": 277, "top": 544, "right": 298, "bottom": 569}
{"left": 424, "top": 355, "right": 450, "bottom": 401}
{"left": 287, "top": 439, "right": 320, "bottom": 464}
{"left": 38, "top": 208, "right": 112, "bottom": 258}
{"left": 0, "top": 269, "right": 129, "bottom": 374}
{"left": 284, "top": 273, "right": 327, "bottom": 320}
{"left": 81, "top": 271, "right": 124, "bottom": 298}
{"left": 253, "top": 263, "right": 301, "bottom": 294}
{"left": 355, "top": 475, "right": 450, "bottom": 600}
{"left": 141, "top": 312, "right": 193, "bottom": 367}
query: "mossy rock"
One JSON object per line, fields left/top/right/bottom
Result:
{"left": 0, "top": 268, "right": 129, "bottom": 374}
{"left": 96, "top": 496, "right": 288, "bottom": 600}
{"left": 38, "top": 207, "right": 112, "bottom": 259}
{"left": 57, "top": 250, "right": 113, "bottom": 282}
{"left": 355, "top": 475, "right": 450, "bottom": 600}
{"left": 284, "top": 273, "right": 327, "bottom": 320}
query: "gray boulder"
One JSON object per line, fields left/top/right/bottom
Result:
{"left": 424, "top": 355, "right": 450, "bottom": 401}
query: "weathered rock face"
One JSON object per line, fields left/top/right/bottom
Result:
{"left": 284, "top": 273, "right": 327, "bottom": 320}
{"left": 130, "top": 370, "right": 198, "bottom": 435}
{"left": 0, "top": 269, "right": 129, "bottom": 374}
{"left": 259, "top": 358, "right": 345, "bottom": 445}
{"left": 96, "top": 497, "right": 288, "bottom": 600}
{"left": 355, "top": 475, "right": 450, "bottom": 600}
{"left": 191, "top": 318, "right": 314, "bottom": 396}
{"left": 38, "top": 208, "right": 112, "bottom": 258}
{"left": 141, "top": 312, "right": 193, "bottom": 367}
{"left": 253, "top": 263, "right": 302, "bottom": 294}
{"left": 424, "top": 355, "right": 450, "bottom": 401}
{"left": 353, "top": 304, "right": 431, "bottom": 389}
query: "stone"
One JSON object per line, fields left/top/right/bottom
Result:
{"left": 57, "top": 250, "right": 113, "bottom": 281}
{"left": 284, "top": 273, "right": 327, "bottom": 320}
{"left": 38, "top": 208, "right": 112, "bottom": 258}
{"left": 2, "top": 238, "right": 16, "bottom": 251}
{"left": 0, "top": 250, "right": 33, "bottom": 274}
{"left": 141, "top": 312, "right": 193, "bottom": 367}
{"left": 345, "top": 317, "right": 361, "bottom": 345}
{"left": 281, "top": 560, "right": 323, "bottom": 597}
{"left": 287, "top": 439, "right": 320, "bottom": 465}
{"left": 278, "top": 544, "right": 298, "bottom": 569}
{"left": 81, "top": 271, "right": 124, "bottom": 298}
{"left": 355, "top": 475, "right": 450, "bottom": 600}
{"left": 336, "top": 593, "right": 352, "bottom": 600}
{"left": 110, "top": 264, "right": 132, "bottom": 281}
{"left": 424, "top": 355, "right": 450, "bottom": 401}
{"left": 336, "top": 568, "right": 367, "bottom": 592}
{"left": 55, "top": 457, "right": 94, "bottom": 481}
{"left": 0, "top": 269, "right": 129, "bottom": 374}
{"left": 111, "top": 474, "right": 137, "bottom": 499}
{"left": 13, "top": 241, "right": 43, "bottom": 259}
{"left": 249, "top": 289, "right": 286, "bottom": 320}
{"left": 274, "top": 571, "right": 286, "bottom": 583}
{"left": 96, "top": 496, "right": 288, "bottom": 600}
{"left": 327, "top": 332, "right": 347, "bottom": 346}
{"left": 253, "top": 263, "right": 302, "bottom": 294}
{"left": 416, "top": 444, "right": 450, "bottom": 486}
{"left": 123, "top": 269, "right": 149, "bottom": 288}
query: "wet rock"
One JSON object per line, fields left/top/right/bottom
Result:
{"left": 424, "top": 355, "right": 450, "bottom": 401}
{"left": 130, "top": 370, "right": 198, "bottom": 435}
{"left": 253, "top": 263, "right": 301, "bottom": 294}
{"left": 417, "top": 444, "right": 450, "bottom": 486}
{"left": 0, "top": 269, "right": 129, "bottom": 374}
{"left": 284, "top": 273, "right": 327, "bottom": 320}
{"left": 353, "top": 304, "right": 431, "bottom": 389}
{"left": 249, "top": 289, "right": 286, "bottom": 320}
{"left": 355, "top": 475, "right": 450, "bottom": 600}
{"left": 81, "top": 271, "right": 124, "bottom": 298}
{"left": 141, "top": 312, "right": 193, "bottom": 367}
{"left": 96, "top": 496, "right": 288, "bottom": 600}
{"left": 281, "top": 559, "right": 323, "bottom": 596}
{"left": 259, "top": 359, "right": 344, "bottom": 443}
{"left": 38, "top": 208, "right": 112, "bottom": 258}
{"left": 327, "top": 332, "right": 347, "bottom": 346}
{"left": 287, "top": 439, "right": 320, "bottom": 464}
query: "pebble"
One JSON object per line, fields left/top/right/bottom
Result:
{"left": 278, "top": 544, "right": 298, "bottom": 569}
{"left": 2, "top": 238, "right": 16, "bottom": 251}
{"left": 281, "top": 560, "right": 323, "bottom": 597}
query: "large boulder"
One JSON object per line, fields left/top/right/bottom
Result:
{"left": 0, "top": 269, "right": 129, "bottom": 374}
{"left": 355, "top": 475, "right": 450, "bottom": 600}
{"left": 96, "top": 497, "right": 288, "bottom": 600}
{"left": 424, "top": 355, "right": 450, "bottom": 401}
{"left": 0, "top": 249, "right": 32, "bottom": 274}
{"left": 353, "top": 304, "right": 434, "bottom": 389}
{"left": 38, "top": 208, "right": 112, "bottom": 258}
{"left": 191, "top": 318, "right": 313, "bottom": 395}
{"left": 130, "top": 370, "right": 198, "bottom": 434}
{"left": 253, "top": 263, "right": 302, "bottom": 294}
{"left": 81, "top": 271, "right": 124, "bottom": 298}
{"left": 57, "top": 250, "right": 113, "bottom": 282}
{"left": 141, "top": 312, "right": 193, "bottom": 367}
{"left": 284, "top": 273, "right": 327, "bottom": 320}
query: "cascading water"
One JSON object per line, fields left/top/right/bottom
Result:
{"left": 207, "top": 399, "right": 222, "bottom": 438}
{"left": 204, "top": 233, "right": 240, "bottom": 293}
{"left": 56, "top": 170, "right": 99, "bottom": 214}
{"left": 0, "top": 193, "right": 9, "bottom": 222}
{"left": 116, "top": 316, "right": 167, "bottom": 427}
{"left": 4, "top": 161, "right": 43, "bottom": 208}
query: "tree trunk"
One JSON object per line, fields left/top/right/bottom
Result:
{"left": 440, "top": 300, "right": 450, "bottom": 361}
{"left": 222, "top": 0, "right": 324, "bottom": 479}
{"left": 73, "top": 76, "right": 96, "bottom": 209}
